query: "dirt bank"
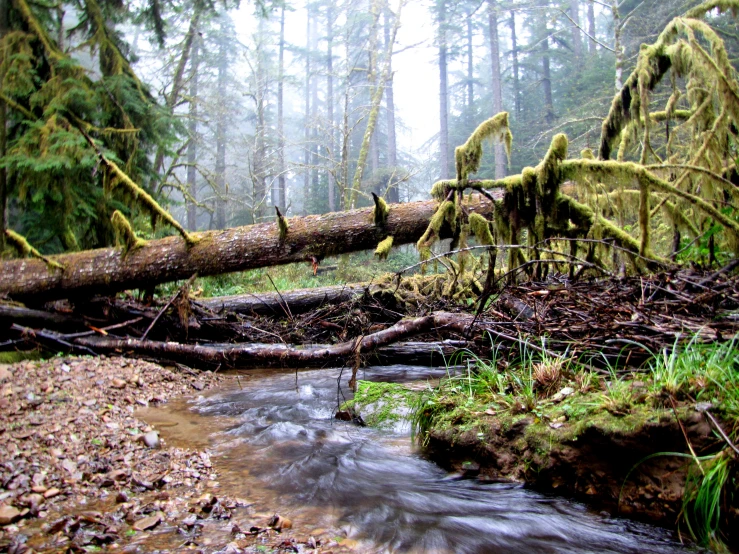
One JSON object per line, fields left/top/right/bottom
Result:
{"left": 0, "top": 356, "right": 338, "bottom": 553}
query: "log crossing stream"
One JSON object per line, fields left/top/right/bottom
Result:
{"left": 139, "top": 365, "right": 696, "bottom": 553}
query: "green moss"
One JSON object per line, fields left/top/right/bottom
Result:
{"left": 455, "top": 112, "right": 511, "bottom": 183}
{"left": 468, "top": 213, "right": 494, "bottom": 246}
{"left": 372, "top": 192, "right": 389, "bottom": 226}
{"left": 374, "top": 235, "right": 394, "bottom": 260}
{"left": 111, "top": 210, "right": 147, "bottom": 253}
{"left": 343, "top": 380, "right": 417, "bottom": 428}
{"left": 275, "top": 207, "right": 289, "bottom": 241}
{"left": 5, "top": 229, "right": 63, "bottom": 270}
{"left": 0, "top": 350, "right": 44, "bottom": 363}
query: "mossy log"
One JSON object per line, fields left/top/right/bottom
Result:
{"left": 75, "top": 312, "right": 477, "bottom": 369}
{"left": 0, "top": 197, "right": 499, "bottom": 303}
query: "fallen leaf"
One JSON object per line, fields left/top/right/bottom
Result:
{"left": 132, "top": 512, "right": 162, "bottom": 531}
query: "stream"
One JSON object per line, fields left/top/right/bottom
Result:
{"left": 140, "top": 365, "right": 697, "bottom": 553}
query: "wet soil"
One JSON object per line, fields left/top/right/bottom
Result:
{"left": 424, "top": 409, "right": 738, "bottom": 546}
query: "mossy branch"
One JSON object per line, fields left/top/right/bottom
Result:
{"left": 374, "top": 236, "right": 394, "bottom": 260}
{"left": 111, "top": 210, "right": 147, "bottom": 253}
{"left": 275, "top": 206, "right": 289, "bottom": 241}
{"left": 372, "top": 192, "right": 389, "bottom": 226}
{"left": 5, "top": 229, "right": 63, "bottom": 270}
{"left": 455, "top": 112, "right": 512, "bottom": 184}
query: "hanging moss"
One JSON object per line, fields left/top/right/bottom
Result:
{"left": 111, "top": 210, "right": 147, "bottom": 253}
{"left": 5, "top": 229, "right": 63, "bottom": 270}
{"left": 468, "top": 213, "right": 494, "bottom": 246}
{"left": 105, "top": 156, "right": 197, "bottom": 246}
{"left": 275, "top": 206, "right": 289, "bottom": 241}
{"left": 454, "top": 112, "right": 512, "bottom": 184}
{"left": 372, "top": 192, "right": 389, "bottom": 226}
{"left": 374, "top": 236, "right": 394, "bottom": 260}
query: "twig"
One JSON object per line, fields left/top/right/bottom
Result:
{"left": 141, "top": 274, "right": 197, "bottom": 340}
{"left": 702, "top": 408, "right": 739, "bottom": 458}
{"left": 266, "top": 273, "right": 294, "bottom": 322}
{"left": 61, "top": 317, "right": 144, "bottom": 339}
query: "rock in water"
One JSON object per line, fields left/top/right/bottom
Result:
{"left": 143, "top": 431, "right": 160, "bottom": 449}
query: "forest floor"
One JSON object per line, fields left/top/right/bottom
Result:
{"left": 0, "top": 356, "right": 338, "bottom": 553}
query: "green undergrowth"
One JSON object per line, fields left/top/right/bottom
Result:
{"left": 410, "top": 337, "right": 739, "bottom": 549}
{"left": 157, "top": 247, "right": 426, "bottom": 298}
{"left": 0, "top": 349, "right": 45, "bottom": 364}
{"left": 341, "top": 381, "right": 417, "bottom": 429}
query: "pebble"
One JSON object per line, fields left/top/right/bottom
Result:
{"left": 0, "top": 505, "right": 21, "bottom": 525}
{"left": 143, "top": 431, "right": 160, "bottom": 449}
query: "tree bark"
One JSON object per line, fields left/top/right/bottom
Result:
{"left": 0, "top": 196, "right": 499, "bottom": 303}
{"left": 438, "top": 0, "right": 450, "bottom": 179}
{"left": 488, "top": 0, "right": 506, "bottom": 179}
{"left": 0, "top": 0, "right": 8, "bottom": 249}
{"left": 326, "top": 4, "right": 335, "bottom": 212}
{"left": 384, "top": 7, "right": 399, "bottom": 203}
{"left": 215, "top": 22, "right": 228, "bottom": 229}
{"left": 587, "top": 0, "right": 596, "bottom": 54}
{"left": 539, "top": 0, "right": 555, "bottom": 125}
{"left": 74, "top": 312, "right": 476, "bottom": 369}
{"left": 186, "top": 35, "right": 200, "bottom": 232}
{"left": 303, "top": 5, "right": 312, "bottom": 211}
{"left": 198, "top": 283, "right": 369, "bottom": 315}
{"left": 570, "top": 0, "right": 582, "bottom": 61}
{"left": 509, "top": 11, "right": 521, "bottom": 117}
{"left": 277, "top": 5, "right": 286, "bottom": 212}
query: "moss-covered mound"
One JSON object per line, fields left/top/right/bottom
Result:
{"left": 411, "top": 340, "right": 739, "bottom": 551}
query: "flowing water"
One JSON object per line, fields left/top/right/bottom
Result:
{"left": 141, "top": 365, "right": 697, "bottom": 553}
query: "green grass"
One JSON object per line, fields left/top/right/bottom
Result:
{"left": 156, "top": 247, "right": 425, "bottom": 298}
{"left": 410, "top": 336, "right": 739, "bottom": 549}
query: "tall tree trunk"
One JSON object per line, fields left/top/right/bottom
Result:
{"left": 539, "top": 0, "right": 554, "bottom": 125}
{"left": 384, "top": 5, "right": 398, "bottom": 202}
{"left": 277, "top": 5, "right": 286, "bottom": 212}
{"left": 466, "top": 10, "right": 474, "bottom": 111}
{"left": 0, "top": 197, "right": 499, "bottom": 303}
{"left": 612, "top": 0, "right": 623, "bottom": 91}
{"left": 186, "top": 36, "right": 200, "bottom": 232}
{"left": 0, "top": 0, "right": 7, "bottom": 250}
{"left": 509, "top": 11, "right": 521, "bottom": 117}
{"left": 310, "top": 13, "right": 319, "bottom": 212}
{"left": 488, "top": 0, "right": 506, "bottom": 179}
{"left": 438, "top": 0, "right": 449, "bottom": 179}
{"left": 215, "top": 27, "right": 228, "bottom": 229}
{"left": 587, "top": 0, "right": 596, "bottom": 54}
{"left": 254, "top": 17, "right": 268, "bottom": 222}
{"left": 326, "top": 4, "right": 335, "bottom": 212}
{"left": 153, "top": 3, "right": 203, "bottom": 181}
{"left": 347, "top": 0, "right": 403, "bottom": 209}
{"left": 570, "top": 0, "right": 582, "bottom": 61}
{"left": 303, "top": 5, "right": 312, "bottom": 212}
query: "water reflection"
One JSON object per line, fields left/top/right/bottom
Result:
{"left": 188, "top": 366, "right": 695, "bottom": 553}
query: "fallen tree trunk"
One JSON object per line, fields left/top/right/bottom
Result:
{"left": 0, "top": 197, "right": 497, "bottom": 304}
{"left": 198, "top": 283, "right": 370, "bottom": 316}
{"left": 74, "top": 312, "right": 477, "bottom": 369}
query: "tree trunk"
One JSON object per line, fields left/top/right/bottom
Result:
{"left": 384, "top": 7, "right": 399, "bottom": 203}
{"left": 509, "top": 11, "right": 521, "bottom": 117}
{"left": 74, "top": 312, "right": 476, "bottom": 369}
{"left": 570, "top": 0, "right": 582, "bottom": 61}
{"left": 326, "top": 5, "right": 335, "bottom": 212}
{"left": 488, "top": 0, "right": 506, "bottom": 179}
{"left": 587, "top": 0, "right": 596, "bottom": 54}
{"left": 186, "top": 35, "right": 200, "bottom": 232}
{"left": 277, "top": 5, "right": 287, "bottom": 212}
{"left": 199, "top": 283, "right": 368, "bottom": 316}
{"left": 254, "top": 17, "right": 268, "bottom": 222}
{"left": 0, "top": 0, "right": 7, "bottom": 251}
{"left": 310, "top": 12, "right": 320, "bottom": 212}
{"left": 539, "top": 0, "right": 554, "bottom": 125}
{"left": 303, "top": 5, "right": 312, "bottom": 212}
{"left": 466, "top": 11, "right": 474, "bottom": 111}
{"left": 215, "top": 24, "right": 228, "bottom": 229}
{"left": 438, "top": 0, "right": 449, "bottom": 179}
{"left": 0, "top": 196, "right": 499, "bottom": 302}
